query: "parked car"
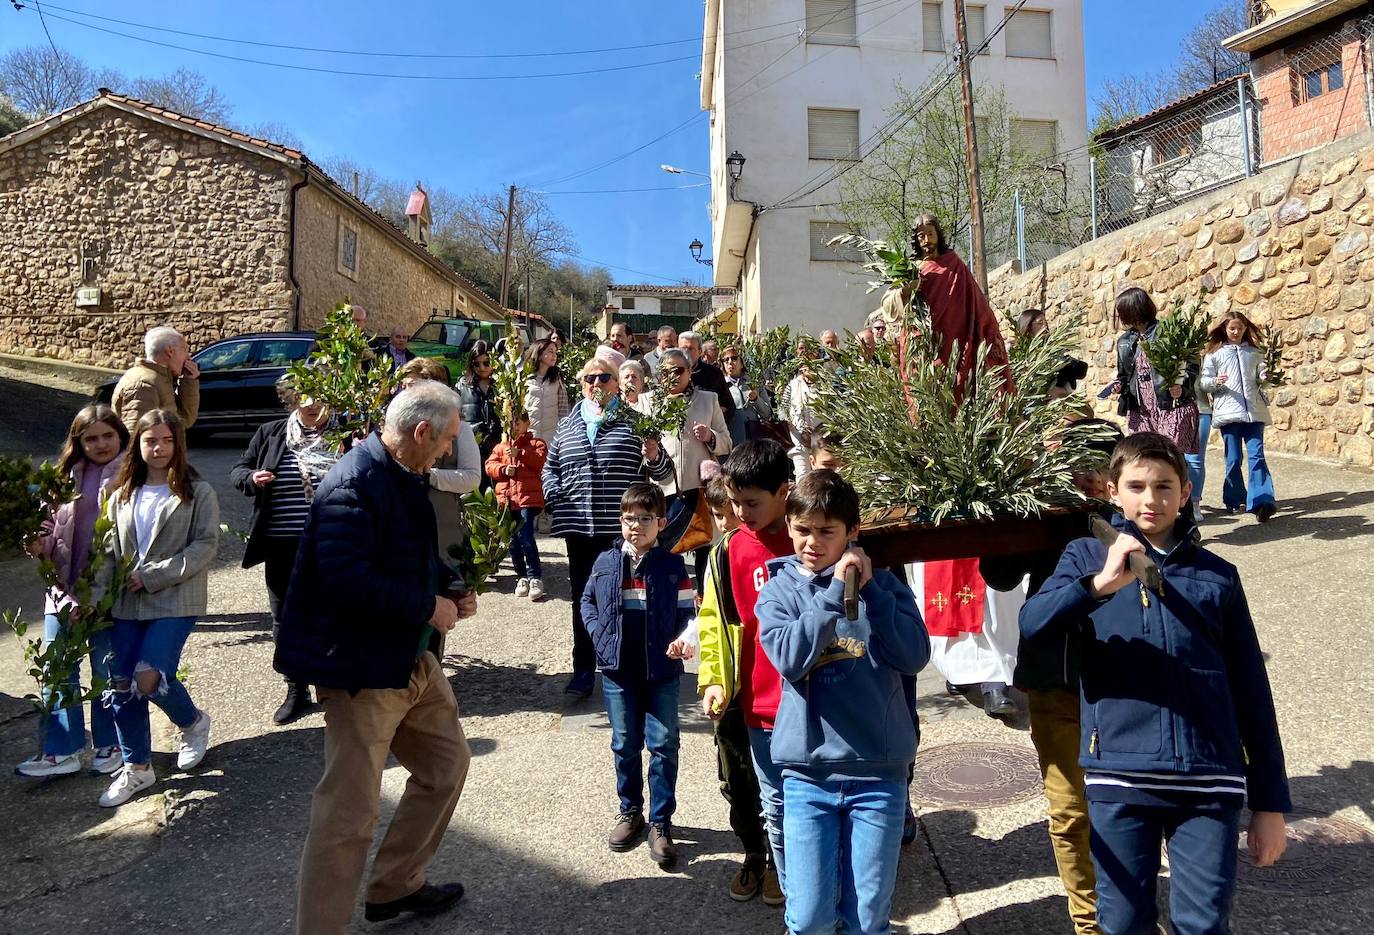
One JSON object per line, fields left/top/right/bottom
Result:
{"left": 408, "top": 316, "right": 523, "bottom": 382}
{"left": 96, "top": 332, "right": 317, "bottom": 436}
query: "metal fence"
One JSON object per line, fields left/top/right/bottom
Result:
{"left": 992, "top": 10, "right": 1374, "bottom": 273}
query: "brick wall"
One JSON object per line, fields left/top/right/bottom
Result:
{"left": 1255, "top": 32, "right": 1370, "bottom": 163}
{"left": 0, "top": 108, "right": 294, "bottom": 368}
{"left": 988, "top": 128, "right": 1374, "bottom": 468}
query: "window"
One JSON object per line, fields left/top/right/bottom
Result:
{"left": 922, "top": 2, "right": 944, "bottom": 52}
{"left": 413, "top": 321, "right": 471, "bottom": 347}
{"left": 336, "top": 217, "right": 360, "bottom": 280}
{"left": 621, "top": 297, "right": 637, "bottom": 310}
{"left": 810, "top": 222, "right": 863, "bottom": 262}
{"left": 1005, "top": 8, "right": 1052, "bottom": 58}
{"left": 965, "top": 4, "right": 987, "bottom": 54}
{"left": 661, "top": 298, "right": 702, "bottom": 316}
{"left": 194, "top": 340, "right": 255, "bottom": 372}
{"left": 1153, "top": 118, "right": 1203, "bottom": 165}
{"left": 808, "top": 108, "right": 861, "bottom": 160}
{"left": 806, "top": 0, "right": 857, "bottom": 45}
{"left": 1300, "top": 60, "right": 1344, "bottom": 102}
{"left": 1011, "top": 118, "right": 1058, "bottom": 161}
{"left": 255, "top": 338, "right": 314, "bottom": 366}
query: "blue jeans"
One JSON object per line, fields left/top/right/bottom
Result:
{"left": 783, "top": 776, "right": 906, "bottom": 935}
{"left": 41, "top": 613, "right": 118, "bottom": 756}
{"left": 748, "top": 726, "right": 787, "bottom": 891}
{"left": 1090, "top": 800, "right": 1240, "bottom": 935}
{"left": 108, "top": 616, "right": 201, "bottom": 766}
{"left": 601, "top": 672, "right": 680, "bottom": 824}
{"left": 1220, "top": 421, "right": 1275, "bottom": 512}
{"left": 1185, "top": 413, "right": 1212, "bottom": 504}
{"left": 510, "top": 507, "right": 543, "bottom": 579}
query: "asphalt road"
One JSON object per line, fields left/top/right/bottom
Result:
{"left": 2, "top": 373, "right": 1374, "bottom": 934}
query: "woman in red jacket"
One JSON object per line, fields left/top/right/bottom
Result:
{"left": 485, "top": 412, "right": 549, "bottom": 600}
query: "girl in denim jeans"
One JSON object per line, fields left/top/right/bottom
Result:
{"left": 16, "top": 404, "right": 128, "bottom": 779}
{"left": 485, "top": 412, "right": 549, "bottom": 600}
{"left": 90, "top": 409, "right": 219, "bottom": 808}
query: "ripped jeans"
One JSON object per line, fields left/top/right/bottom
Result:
{"left": 108, "top": 616, "right": 200, "bottom": 766}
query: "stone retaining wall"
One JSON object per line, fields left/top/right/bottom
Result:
{"left": 989, "top": 129, "right": 1374, "bottom": 466}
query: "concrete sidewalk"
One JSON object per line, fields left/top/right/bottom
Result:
{"left": 2, "top": 388, "right": 1373, "bottom": 932}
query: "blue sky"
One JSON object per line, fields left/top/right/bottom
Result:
{"left": 3, "top": 1, "right": 1219, "bottom": 291}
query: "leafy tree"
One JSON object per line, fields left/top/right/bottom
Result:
{"left": 130, "top": 67, "right": 231, "bottom": 123}
{"left": 0, "top": 92, "right": 30, "bottom": 136}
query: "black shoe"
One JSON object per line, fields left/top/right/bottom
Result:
{"left": 272, "top": 683, "right": 311, "bottom": 725}
{"left": 565, "top": 670, "right": 595, "bottom": 698}
{"left": 983, "top": 686, "right": 1017, "bottom": 720}
{"left": 364, "top": 881, "right": 464, "bottom": 922}
{"left": 945, "top": 681, "right": 968, "bottom": 697}
{"left": 1254, "top": 502, "right": 1277, "bottom": 523}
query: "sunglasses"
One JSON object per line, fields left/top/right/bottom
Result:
{"left": 662, "top": 366, "right": 687, "bottom": 378}
{"left": 583, "top": 373, "right": 614, "bottom": 385}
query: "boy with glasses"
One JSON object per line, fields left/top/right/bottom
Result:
{"left": 581, "top": 482, "right": 697, "bottom": 868}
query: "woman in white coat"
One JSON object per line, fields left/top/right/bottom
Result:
{"left": 1200, "top": 311, "right": 1276, "bottom": 522}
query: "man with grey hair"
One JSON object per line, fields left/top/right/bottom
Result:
{"left": 678, "top": 330, "right": 734, "bottom": 423}
{"left": 642, "top": 324, "right": 678, "bottom": 374}
{"left": 111, "top": 325, "right": 200, "bottom": 434}
{"left": 276, "top": 380, "right": 476, "bottom": 932}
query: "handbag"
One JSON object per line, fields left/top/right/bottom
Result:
{"left": 670, "top": 487, "right": 715, "bottom": 555}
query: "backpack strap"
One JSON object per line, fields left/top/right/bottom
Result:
{"left": 716, "top": 527, "right": 741, "bottom": 624}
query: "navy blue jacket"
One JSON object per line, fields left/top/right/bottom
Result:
{"left": 1019, "top": 514, "right": 1291, "bottom": 813}
{"left": 275, "top": 433, "right": 455, "bottom": 691}
{"left": 758, "top": 559, "right": 931, "bottom": 783}
{"left": 580, "top": 540, "right": 694, "bottom": 682}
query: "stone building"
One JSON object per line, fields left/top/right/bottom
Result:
{"left": 0, "top": 89, "right": 501, "bottom": 369}
{"left": 988, "top": 127, "right": 1374, "bottom": 468}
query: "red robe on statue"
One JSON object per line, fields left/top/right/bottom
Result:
{"left": 917, "top": 249, "right": 1010, "bottom": 392}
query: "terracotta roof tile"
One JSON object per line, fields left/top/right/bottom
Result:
{"left": 97, "top": 88, "right": 306, "bottom": 160}
{"left": 1095, "top": 77, "right": 1242, "bottom": 142}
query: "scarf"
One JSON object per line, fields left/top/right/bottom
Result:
{"left": 286, "top": 411, "right": 340, "bottom": 500}
{"left": 583, "top": 394, "right": 621, "bottom": 445}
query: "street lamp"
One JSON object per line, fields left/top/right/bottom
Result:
{"left": 726, "top": 150, "right": 746, "bottom": 182}
{"left": 661, "top": 164, "right": 709, "bottom": 178}
{"left": 689, "top": 238, "right": 712, "bottom": 267}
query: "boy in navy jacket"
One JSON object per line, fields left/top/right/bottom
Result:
{"left": 757, "top": 470, "right": 930, "bottom": 935}
{"left": 581, "top": 482, "right": 696, "bottom": 869}
{"left": 1021, "top": 432, "right": 1289, "bottom": 935}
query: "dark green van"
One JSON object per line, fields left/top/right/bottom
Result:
{"left": 408, "top": 317, "right": 510, "bottom": 382}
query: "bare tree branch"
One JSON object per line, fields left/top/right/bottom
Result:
{"left": 0, "top": 44, "right": 94, "bottom": 116}
{"left": 129, "top": 67, "right": 231, "bottom": 123}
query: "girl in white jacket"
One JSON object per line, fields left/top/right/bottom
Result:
{"left": 1200, "top": 311, "right": 1277, "bottom": 522}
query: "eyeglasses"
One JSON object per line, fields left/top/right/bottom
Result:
{"left": 620, "top": 514, "right": 659, "bottom": 526}
{"left": 583, "top": 373, "right": 614, "bottom": 385}
{"left": 662, "top": 366, "right": 686, "bottom": 378}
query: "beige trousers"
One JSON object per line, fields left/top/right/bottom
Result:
{"left": 296, "top": 652, "right": 470, "bottom": 935}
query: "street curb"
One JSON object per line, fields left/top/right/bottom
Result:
{"left": 0, "top": 353, "right": 118, "bottom": 395}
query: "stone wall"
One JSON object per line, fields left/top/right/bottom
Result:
{"left": 988, "top": 128, "right": 1374, "bottom": 467}
{"left": 293, "top": 183, "right": 475, "bottom": 336}
{"left": 0, "top": 108, "right": 293, "bottom": 368}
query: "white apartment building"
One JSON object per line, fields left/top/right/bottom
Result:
{"left": 700, "top": 0, "right": 1088, "bottom": 337}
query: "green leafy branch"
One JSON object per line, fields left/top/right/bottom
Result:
{"left": 1261, "top": 327, "right": 1288, "bottom": 388}
{"left": 493, "top": 318, "right": 533, "bottom": 442}
{"left": 1143, "top": 290, "right": 1210, "bottom": 395}
{"left": 446, "top": 488, "right": 522, "bottom": 595}
{"left": 288, "top": 299, "right": 397, "bottom": 446}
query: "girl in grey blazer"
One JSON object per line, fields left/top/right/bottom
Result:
{"left": 92, "top": 409, "right": 219, "bottom": 808}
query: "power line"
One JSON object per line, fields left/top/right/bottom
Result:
{"left": 562, "top": 253, "right": 691, "bottom": 285}
{"left": 30, "top": 9, "right": 703, "bottom": 80}
{"left": 524, "top": 112, "right": 706, "bottom": 188}
{"left": 35, "top": 0, "right": 910, "bottom": 62}
{"left": 29, "top": 2, "right": 82, "bottom": 100}
{"left": 539, "top": 183, "right": 709, "bottom": 195}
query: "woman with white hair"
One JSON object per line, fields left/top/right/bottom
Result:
{"left": 541, "top": 354, "right": 675, "bottom": 697}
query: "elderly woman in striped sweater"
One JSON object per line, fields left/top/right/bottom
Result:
{"left": 542, "top": 350, "right": 675, "bottom": 698}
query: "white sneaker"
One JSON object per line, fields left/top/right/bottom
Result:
{"left": 90, "top": 745, "right": 123, "bottom": 775}
{"left": 15, "top": 752, "right": 81, "bottom": 778}
{"left": 176, "top": 710, "right": 212, "bottom": 770}
{"left": 514, "top": 578, "right": 530, "bottom": 598}
{"left": 528, "top": 578, "right": 545, "bottom": 601}
{"left": 99, "top": 765, "right": 157, "bottom": 807}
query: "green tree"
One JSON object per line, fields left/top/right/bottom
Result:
{"left": 0, "top": 92, "right": 29, "bottom": 136}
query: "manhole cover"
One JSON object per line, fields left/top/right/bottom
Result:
{"left": 910, "top": 742, "right": 1041, "bottom": 809}
{"left": 1234, "top": 808, "right": 1374, "bottom": 897}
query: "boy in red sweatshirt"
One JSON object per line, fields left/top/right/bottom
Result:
{"left": 484, "top": 413, "right": 549, "bottom": 599}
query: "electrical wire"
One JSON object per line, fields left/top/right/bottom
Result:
{"left": 34, "top": 0, "right": 912, "bottom": 61}
{"left": 30, "top": 2, "right": 83, "bottom": 101}
{"left": 539, "top": 183, "right": 708, "bottom": 195}
{"left": 561, "top": 253, "right": 692, "bottom": 284}
{"left": 524, "top": 112, "right": 707, "bottom": 188}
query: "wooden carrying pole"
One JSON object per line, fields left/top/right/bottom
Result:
{"left": 499, "top": 185, "right": 517, "bottom": 309}
{"left": 953, "top": 0, "right": 988, "bottom": 293}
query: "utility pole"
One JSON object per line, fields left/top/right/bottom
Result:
{"left": 525, "top": 267, "right": 533, "bottom": 313}
{"left": 953, "top": 0, "right": 988, "bottom": 292}
{"left": 498, "top": 185, "right": 517, "bottom": 309}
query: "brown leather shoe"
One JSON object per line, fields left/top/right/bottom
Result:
{"left": 761, "top": 860, "right": 784, "bottom": 907}
{"left": 648, "top": 822, "right": 678, "bottom": 869}
{"left": 609, "top": 810, "right": 645, "bottom": 851}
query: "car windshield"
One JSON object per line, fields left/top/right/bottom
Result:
{"left": 256, "top": 339, "right": 313, "bottom": 365}
{"left": 194, "top": 341, "right": 254, "bottom": 371}
{"left": 413, "top": 321, "right": 470, "bottom": 347}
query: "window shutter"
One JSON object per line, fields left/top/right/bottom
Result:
{"left": 806, "top": 0, "right": 857, "bottom": 45}
{"left": 808, "top": 108, "right": 861, "bottom": 160}
{"left": 1011, "top": 119, "right": 1058, "bottom": 160}
{"left": 1005, "top": 9, "right": 1053, "bottom": 58}
{"left": 922, "top": 3, "right": 944, "bottom": 52}
{"left": 965, "top": 4, "right": 988, "bottom": 54}
{"left": 810, "top": 222, "right": 863, "bottom": 262}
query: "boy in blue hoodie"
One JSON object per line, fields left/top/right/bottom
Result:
{"left": 582, "top": 482, "right": 697, "bottom": 869}
{"left": 757, "top": 469, "right": 931, "bottom": 935}
{"left": 1021, "top": 432, "right": 1289, "bottom": 935}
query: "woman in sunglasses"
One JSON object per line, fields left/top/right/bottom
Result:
{"left": 720, "top": 345, "right": 772, "bottom": 446}
{"left": 458, "top": 340, "right": 502, "bottom": 488}
{"left": 541, "top": 353, "right": 676, "bottom": 698}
